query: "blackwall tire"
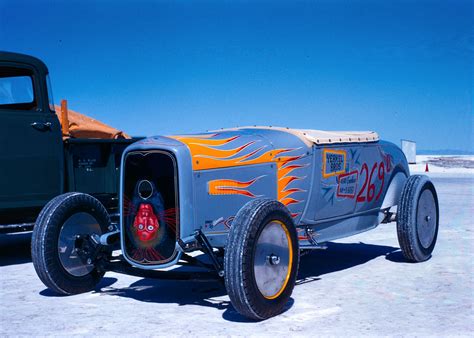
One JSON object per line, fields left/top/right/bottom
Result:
{"left": 224, "top": 199, "right": 299, "bottom": 320}
{"left": 31, "top": 193, "right": 109, "bottom": 295}
{"left": 397, "top": 175, "right": 439, "bottom": 262}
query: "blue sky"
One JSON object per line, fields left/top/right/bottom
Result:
{"left": 1, "top": 0, "right": 472, "bottom": 151}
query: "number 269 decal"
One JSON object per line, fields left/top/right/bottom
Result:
{"left": 356, "top": 161, "right": 385, "bottom": 203}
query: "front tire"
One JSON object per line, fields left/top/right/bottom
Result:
{"left": 31, "top": 193, "right": 109, "bottom": 295}
{"left": 397, "top": 175, "right": 439, "bottom": 262}
{"left": 224, "top": 199, "right": 299, "bottom": 320}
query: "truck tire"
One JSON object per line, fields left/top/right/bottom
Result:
{"left": 31, "top": 192, "right": 109, "bottom": 295}
{"left": 224, "top": 199, "right": 299, "bottom": 320}
{"left": 397, "top": 175, "right": 439, "bottom": 262}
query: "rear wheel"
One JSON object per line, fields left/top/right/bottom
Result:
{"left": 31, "top": 193, "right": 109, "bottom": 295}
{"left": 397, "top": 175, "right": 439, "bottom": 262}
{"left": 224, "top": 199, "right": 299, "bottom": 320}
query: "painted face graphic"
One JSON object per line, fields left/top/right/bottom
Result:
{"left": 133, "top": 203, "right": 159, "bottom": 242}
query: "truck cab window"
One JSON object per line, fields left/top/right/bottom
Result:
{"left": 0, "top": 68, "right": 36, "bottom": 110}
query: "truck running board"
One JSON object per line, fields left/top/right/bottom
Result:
{"left": 0, "top": 223, "right": 34, "bottom": 234}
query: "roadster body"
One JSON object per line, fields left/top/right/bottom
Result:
{"left": 121, "top": 127, "right": 404, "bottom": 265}
{"left": 31, "top": 127, "right": 439, "bottom": 320}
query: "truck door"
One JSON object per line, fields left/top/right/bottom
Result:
{"left": 0, "top": 62, "right": 63, "bottom": 216}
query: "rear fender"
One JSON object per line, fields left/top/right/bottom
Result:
{"left": 381, "top": 170, "right": 408, "bottom": 210}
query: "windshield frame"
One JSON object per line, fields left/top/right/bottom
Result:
{"left": 46, "top": 74, "right": 55, "bottom": 112}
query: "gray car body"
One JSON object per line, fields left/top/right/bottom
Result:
{"left": 120, "top": 127, "right": 409, "bottom": 269}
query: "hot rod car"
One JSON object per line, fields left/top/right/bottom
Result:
{"left": 31, "top": 127, "right": 439, "bottom": 320}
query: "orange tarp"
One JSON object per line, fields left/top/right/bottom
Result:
{"left": 54, "top": 102, "right": 130, "bottom": 139}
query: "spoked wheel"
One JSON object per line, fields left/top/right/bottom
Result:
{"left": 397, "top": 175, "right": 439, "bottom": 262}
{"left": 31, "top": 193, "right": 110, "bottom": 295}
{"left": 224, "top": 199, "right": 299, "bottom": 320}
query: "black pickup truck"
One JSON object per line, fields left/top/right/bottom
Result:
{"left": 0, "top": 51, "right": 139, "bottom": 232}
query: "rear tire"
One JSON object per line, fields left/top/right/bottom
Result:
{"left": 31, "top": 193, "right": 109, "bottom": 295}
{"left": 224, "top": 199, "right": 299, "bottom": 320}
{"left": 397, "top": 175, "right": 439, "bottom": 262}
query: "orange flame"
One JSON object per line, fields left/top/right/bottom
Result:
{"left": 276, "top": 155, "right": 307, "bottom": 209}
{"left": 208, "top": 176, "right": 264, "bottom": 198}
{"left": 172, "top": 133, "right": 308, "bottom": 215}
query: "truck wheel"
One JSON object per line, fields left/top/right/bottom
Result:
{"left": 224, "top": 199, "right": 299, "bottom": 320}
{"left": 397, "top": 175, "right": 439, "bottom": 262}
{"left": 31, "top": 192, "right": 109, "bottom": 295}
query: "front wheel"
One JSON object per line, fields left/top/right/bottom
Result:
{"left": 397, "top": 175, "right": 439, "bottom": 262}
{"left": 224, "top": 199, "right": 299, "bottom": 320}
{"left": 31, "top": 193, "right": 110, "bottom": 295}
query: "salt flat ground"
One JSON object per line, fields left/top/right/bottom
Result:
{"left": 1, "top": 173, "right": 473, "bottom": 336}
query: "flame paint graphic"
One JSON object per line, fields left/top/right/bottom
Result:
{"left": 276, "top": 154, "right": 307, "bottom": 216}
{"left": 172, "top": 134, "right": 293, "bottom": 170}
{"left": 173, "top": 133, "right": 308, "bottom": 216}
{"left": 208, "top": 176, "right": 265, "bottom": 197}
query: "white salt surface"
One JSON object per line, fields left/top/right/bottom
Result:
{"left": 1, "top": 172, "right": 473, "bottom": 336}
{"left": 410, "top": 155, "right": 474, "bottom": 175}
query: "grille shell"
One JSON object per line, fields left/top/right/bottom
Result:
{"left": 122, "top": 150, "right": 179, "bottom": 265}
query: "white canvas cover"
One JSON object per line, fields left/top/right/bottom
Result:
{"left": 223, "top": 126, "right": 379, "bottom": 146}
{"left": 296, "top": 129, "right": 379, "bottom": 145}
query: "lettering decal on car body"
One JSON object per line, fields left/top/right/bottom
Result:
{"left": 337, "top": 170, "right": 359, "bottom": 198}
{"left": 322, "top": 149, "right": 347, "bottom": 178}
